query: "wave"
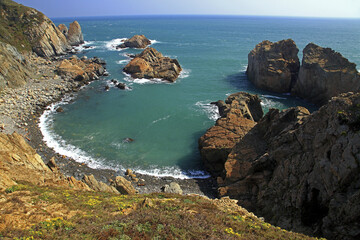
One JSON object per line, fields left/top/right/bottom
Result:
{"left": 134, "top": 167, "right": 210, "bottom": 179}
{"left": 150, "top": 39, "right": 160, "bottom": 45}
{"left": 73, "top": 41, "right": 96, "bottom": 52}
{"left": 105, "top": 38, "right": 127, "bottom": 51}
{"left": 151, "top": 115, "right": 171, "bottom": 124}
{"left": 116, "top": 59, "right": 130, "bottom": 64}
{"left": 195, "top": 101, "right": 220, "bottom": 121}
{"left": 123, "top": 72, "right": 170, "bottom": 85}
{"left": 262, "top": 94, "right": 287, "bottom": 100}
{"left": 179, "top": 68, "right": 190, "bottom": 79}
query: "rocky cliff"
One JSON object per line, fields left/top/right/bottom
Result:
{"left": 292, "top": 43, "right": 360, "bottom": 105}
{"left": 198, "top": 92, "right": 263, "bottom": 177}
{"left": 206, "top": 92, "right": 360, "bottom": 239}
{"left": 247, "top": 39, "right": 300, "bottom": 93}
{"left": 0, "top": 41, "right": 32, "bottom": 91}
{"left": 123, "top": 47, "right": 182, "bottom": 82}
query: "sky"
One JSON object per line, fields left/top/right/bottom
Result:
{"left": 14, "top": 0, "right": 360, "bottom": 19}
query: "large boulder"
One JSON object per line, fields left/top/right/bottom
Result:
{"left": 198, "top": 92, "right": 263, "bottom": 176}
{"left": 217, "top": 92, "right": 360, "bottom": 239}
{"left": 117, "top": 35, "right": 151, "bottom": 49}
{"left": 123, "top": 47, "right": 182, "bottom": 82}
{"left": 292, "top": 43, "right": 360, "bottom": 105}
{"left": 112, "top": 176, "right": 136, "bottom": 195}
{"left": 82, "top": 175, "right": 119, "bottom": 194}
{"left": 247, "top": 39, "right": 300, "bottom": 93}
{"left": 0, "top": 41, "right": 32, "bottom": 91}
{"left": 67, "top": 21, "right": 84, "bottom": 46}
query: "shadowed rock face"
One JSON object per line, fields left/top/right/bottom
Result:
{"left": 123, "top": 47, "right": 182, "bottom": 82}
{"left": 58, "top": 24, "right": 68, "bottom": 36}
{"left": 198, "top": 92, "right": 263, "bottom": 177}
{"left": 216, "top": 92, "right": 360, "bottom": 239}
{"left": 292, "top": 43, "right": 360, "bottom": 105}
{"left": 117, "top": 35, "right": 151, "bottom": 49}
{"left": 247, "top": 39, "right": 300, "bottom": 93}
{"left": 67, "top": 21, "right": 84, "bottom": 46}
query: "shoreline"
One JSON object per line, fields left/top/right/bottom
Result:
{"left": 0, "top": 53, "right": 218, "bottom": 198}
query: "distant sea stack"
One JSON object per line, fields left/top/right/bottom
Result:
{"left": 247, "top": 39, "right": 360, "bottom": 105}
{"left": 117, "top": 35, "right": 151, "bottom": 49}
{"left": 246, "top": 39, "right": 300, "bottom": 93}
{"left": 292, "top": 43, "right": 360, "bottom": 105}
{"left": 65, "top": 21, "right": 85, "bottom": 46}
{"left": 123, "top": 47, "right": 182, "bottom": 82}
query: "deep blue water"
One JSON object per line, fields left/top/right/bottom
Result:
{"left": 40, "top": 16, "right": 360, "bottom": 178}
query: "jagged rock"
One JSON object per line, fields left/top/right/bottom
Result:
{"left": 82, "top": 174, "right": 119, "bottom": 194}
{"left": 67, "top": 21, "right": 84, "bottom": 46}
{"left": 0, "top": 41, "right": 33, "bottom": 91}
{"left": 47, "top": 157, "right": 59, "bottom": 172}
{"left": 56, "top": 107, "right": 64, "bottom": 113}
{"left": 292, "top": 43, "right": 360, "bottom": 105}
{"left": 247, "top": 39, "right": 300, "bottom": 93}
{"left": 112, "top": 176, "right": 136, "bottom": 195}
{"left": 217, "top": 92, "right": 360, "bottom": 239}
{"left": 123, "top": 47, "right": 182, "bottom": 82}
{"left": 117, "top": 35, "right": 151, "bottom": 49}
{"left": 56, "top": 56, "right": 105, "bottom": 82}
{"left": 58, "top": 24, "right": 68, "bottom": 36}
{"left": 116, "top": 83, "right": 126, "bottom": 90}
{"left": 199, "top": 92, "right": 263, "bottom": 176}
{"left": 162, "top": 182, "right": 183, "bottom": 194}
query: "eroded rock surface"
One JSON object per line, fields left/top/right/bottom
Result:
{"left": 247, "top": 39, "right": 300, "bottom": 93}
{"left": 66, "top": 21, "right": 84, "bottom": 46}
{"left": 123, "top": 47, "right": 182, "bottom": 82}
{"left": 198, "top": 92, "right": 263, "bottom": 176}
{"left": 292, "top": 43, "right": 360, "bottom": 105}
{"left": 117, "top": 35, "right": 151, "bottom": 49}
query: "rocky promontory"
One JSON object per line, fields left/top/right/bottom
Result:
{"left": 292, "top": 43, "right": 360, "bottom": 105}
{"left": 123, "top": 47, "right": 182, "bottom": 82}
{"left": 247, "top": 39, "right": 360, "bottom": 106}
{"left": 247, "top": 39, "right": 300, "bottom": 93}
{"left": 117, "top": 34, "right": 151, "bottom": 49}
{"left": 198, "top": 92, "right": 263, "bottom": 177}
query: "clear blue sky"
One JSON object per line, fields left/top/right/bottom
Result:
{"left": 14, "top": 0, "right": 360, "bottom": 19}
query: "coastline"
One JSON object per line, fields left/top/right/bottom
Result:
{"left": 0, "top": 54, "right": 218, "bottom": 197}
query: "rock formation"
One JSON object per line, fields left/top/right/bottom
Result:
{"left": 292, "top": 43, "right": 360, "bottom": 105}
{"left": 198, "top": 92, "right": 263, "bottom": 176}
{"left": 247, "top": 39, "right": 300, "bottom": 93}
{"left": 0, "top": 41, "right": 32, "bottom": 91}
{"left": 112, "top": 176, "right": 136, "bottom": 195}
{"left": 66, "top": 21, "right": 84, "bottom": 46}
{"left": 56, "top": 55, "right": 105, "bottom": 82}
{"left": 58, "top": 24, "right": 68, "bottom": 36}
{"left": 123, "top": 47, "right": 182, "bottom": 82}
{"left": 211, "top": 92, "right": 360, "bottom": 239}
{"left": 117, "top": 35, "right": 151, "bottom": 49}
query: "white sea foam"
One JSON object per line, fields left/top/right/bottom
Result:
{"left": 179, "top": 69, "right": 190, "bottom": 79}
{"left": 134, "top": 167, "right": 211, "bottom": 179}
{"left": 195, "top": 101, "right": 220, "bottom": 121}
{"left": 260, "top": 98, "right": 277, "bottom": 109}
{"left": 105, "top": 38, "right": 127, "bottom": 51}
{"left": 151, "top": 115, "right": 171, "bottom": 124}
{"left": 150, "top": 39, "right": 160, "bottom": 45}
{"left": 73, "top": 41, "right": 96, "bottom": 52}
{"left": 123, "top": 72, "right": 169, "bottom": 85}
{"left": 262, "top": 94, "right": 287, "bottom": 100}
{"left": 116, "top": 59, "right": 130, "bottom": 64}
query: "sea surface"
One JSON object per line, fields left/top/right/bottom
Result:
{"left": 40, "top": 16, "right": 360, "bottom": 179}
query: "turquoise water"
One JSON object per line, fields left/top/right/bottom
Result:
{"left": 41, "top": 16, "right": 360, "bottom": 178}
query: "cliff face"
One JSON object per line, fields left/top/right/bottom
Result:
{"left": 247, "top": 39, "right": 300, "bottom": 93}
{"left": 213, "top": 92, "right": 360, "bottom": 239}
{"left": 0, "top": 41, "right": 32, "bottom": 91}
{"left": 292, "top": 43, "right": 360, "bottom": 105}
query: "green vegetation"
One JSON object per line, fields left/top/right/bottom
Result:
{"left": 0, "top": 182, "right": 320, "bottom": 240}
{"left": 0, "top": 0, "right": 45, "bottom": 52}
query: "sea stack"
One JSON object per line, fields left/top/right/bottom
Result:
{"left": 66, "top": 21, "right": 84, "bottom": 46}
{"left": 292, "top": 43, "right": 360, "bottom": 105}
{"left": 247, "top": 39, "right": 300, "bottom": 93}
{"left": 117, "top": 35, "right": 151, "bottom": 49}
{"left": 123, "top": 47, "right": 182, "bottom": 82}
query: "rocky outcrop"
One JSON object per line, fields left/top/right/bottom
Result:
{"left": 216, "top": 92, "right": 360, "bottom": 239}
{"left": 162, "top": 182, "right": 183, "bottom": 194}
{"left": 199, "top": 92, "right": 263, "bottom": 176}
{"left": 123, "top": 47, "right": 182, "bottom": 82}
{"left": 117, "top": 35, "right": 151, "bottom": 49}
{"left": 82, "top": 175, "right": 119, "bottom": 194}
{"left": 292, "top": 43, "right": 360, "bottom": 105}
{"left": 66, "top": 21, "right": 84, "bottom": 46}
{"left": 56, "top": 56, "right": 105, "bottom": 82}
{"left": 247, "top": 39, "right": 300, "bottom": 93}
{"left": 0, "top": 41, "right": 32, "bottom": 91}
{"left": 112, "top": 176, "right": 136, "bottom": 195}
{"left": 58, "top": 24, "right": 68, "bottom": 36}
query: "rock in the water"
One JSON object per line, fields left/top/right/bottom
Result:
{"left": 162, "top": 182, "right": 183, "bottom": 194}
{"left": 199, "top": 92, "right": 263, "bottom": 176}
{"left": 123, "top": 137, "right": 134, "bottom": 143}
{"left": 292, "top": 43, "right": 360, "bottom": 105}
{"left": 247, "top": 39, "right": 300, "bottom": 93}
{"left": 112, "top": 176, "right": 136, "bottom": 195}
{"left": 67, "top": 21, "right": 84, "bottom": 46}
{"left": 117, "top": 35, "right": 151, "bottom": 49}
{"left": 116, "top": 83, "right": 126, "bottom": 90}
{"left": 56, "top": 107, "right": 64, "bottom": 113}
{"left": 104, "top": 85, "right": 110, "bottom": 91}
{"left": 216, "top": 92, "right": 360, "bottom": 239}
{"left": 123, "top": 47, "right": 182, "bottom": 82}
{"left": 58, "top": 24, "right": 68, "bottom": 36}
{"left": 82, "top": 174, "right": 119, "bottom": 194}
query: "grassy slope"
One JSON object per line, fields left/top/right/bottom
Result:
{"left": 0, "top": 182, "right": 322, "bottom": 240}
{"left": 0, "top": 0, "right": 44, "bottom": 52}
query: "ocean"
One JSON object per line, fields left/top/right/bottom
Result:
{"left": 40, "top": 15, "right": 360, "bottom": 179}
